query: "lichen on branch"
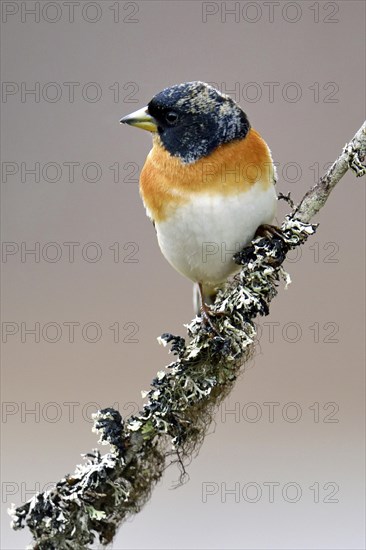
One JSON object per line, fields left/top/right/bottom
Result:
{"left": 9, "top": 121, "right": 366, "bottom": 550}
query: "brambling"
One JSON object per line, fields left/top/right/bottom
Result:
{"left": 120, "top": 81, "right": 277, "bottom": 319}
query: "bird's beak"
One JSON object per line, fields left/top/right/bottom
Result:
{"left": 120, "top": 107, "right": 158, "bottom": 132}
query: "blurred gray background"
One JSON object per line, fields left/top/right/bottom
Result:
{"left": 1, "top": 1, "right": 365, "bottom": 548}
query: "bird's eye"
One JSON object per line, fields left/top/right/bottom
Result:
{"left": 165, "top": 111, "right": 178, "bottom": 124}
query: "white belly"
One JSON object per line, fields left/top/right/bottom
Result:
{"left": 155, "top": 183, "right": 277, "bottom": 287}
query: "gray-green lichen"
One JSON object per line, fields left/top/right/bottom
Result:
{"left": 9, "top": 119, "right": 366, "bottom": 550}
{"left": 9, "top": 214, "right": 317, "bottom": 550}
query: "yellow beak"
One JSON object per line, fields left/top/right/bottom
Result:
{"left": 120, "top": 107, "right": 158, "bottom": 132}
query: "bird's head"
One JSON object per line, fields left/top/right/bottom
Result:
{"left": 120, "top": 81, "right": 250, "bottom": 164}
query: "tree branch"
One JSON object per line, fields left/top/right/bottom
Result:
{"left": 9, "top": 121, "right": 366, "bottom": 550}
{"left": 294, "top": 120, "right": 366, "bottom": 222}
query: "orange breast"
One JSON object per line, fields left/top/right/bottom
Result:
{"left": 140, "top": 128, "right": 275, "bottom": 223}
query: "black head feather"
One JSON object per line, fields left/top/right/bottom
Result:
{"left": 147, "top": 81, "right": 250, "bottom": 164}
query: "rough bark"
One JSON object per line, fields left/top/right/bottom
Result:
{"left": 9, "top": 121, "right": 366, "bottom": 550}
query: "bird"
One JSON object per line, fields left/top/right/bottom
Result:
{"left": 120, "top": 81, "right": 277, "bottom": 323}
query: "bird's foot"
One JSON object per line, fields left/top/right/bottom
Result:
{"left": 255, "top": 223, "right": 285, "bottom": 241}
{"left": 200, "top": 302, "right": 226, "bottom": 336}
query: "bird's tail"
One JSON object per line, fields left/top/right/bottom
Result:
{"left": 193, "top": 283, "right": 218, "bottom": 316}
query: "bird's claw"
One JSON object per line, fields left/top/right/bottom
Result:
{"left": 255, "top": 223, "right": 285, "bottom": 241}
{"left": 200, "top": 303, "right": 226, "bottom": 336}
